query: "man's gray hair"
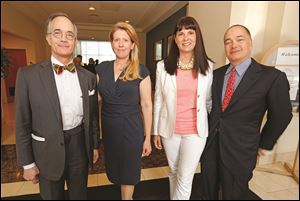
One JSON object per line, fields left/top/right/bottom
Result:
{"left": 46, "top": 12, "right": 78, "bottom": 37}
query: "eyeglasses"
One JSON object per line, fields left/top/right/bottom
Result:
{"left": 48, "top": 30, "right": 75, "bottom": 40}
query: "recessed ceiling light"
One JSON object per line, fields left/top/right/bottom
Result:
{"left": 89, "top": 6, "right": 96, "bottom": 11}
{"left": 125, "top": 20, "right": 130, "bottom": 23}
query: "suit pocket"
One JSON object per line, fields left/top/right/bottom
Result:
{"left": 31, "top": 132, "right": 46, "bottom": 142}
{"left": 88, "top": 89, "right": 95, "bottom": 96}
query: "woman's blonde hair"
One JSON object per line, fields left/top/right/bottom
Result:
{"left": 109, "top": 22, "right": 140, "bottom": 81}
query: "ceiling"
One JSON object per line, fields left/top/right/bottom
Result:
{"left": 4, "top": 1, "right": 188, "bottom": 32}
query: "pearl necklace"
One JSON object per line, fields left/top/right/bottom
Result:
{"left": 177, "top": 58, "right": 194, "bottom": 70}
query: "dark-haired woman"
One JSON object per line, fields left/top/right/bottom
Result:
{"left": 153, "top": 16, "right": 213, "bottom": 200}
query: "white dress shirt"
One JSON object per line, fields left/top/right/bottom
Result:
{"left": 51, "top": 56, "right": 83, "bottom": 131}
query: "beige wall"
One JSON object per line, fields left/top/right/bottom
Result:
{"left": 1, "top": 3, "right": 48, "bottom": 63}
{"left": 230, "top": 1, "right": 269, "bottom": 61}
{"left": 1, "top": 32, "right": 36, "bottom": 65}
{"left": 188, "top": 1, "right": 232, "bottom": 68}
{"left": 188, "top": 1, "right": 299, "bottom": 67}
{"left": 262, "top": 1, "right": 285, "bottom": 57}
{"left": 280, "top": 1, "right": 299, "bottom": 41}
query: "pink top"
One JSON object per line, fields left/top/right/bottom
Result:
{"left": 174, "top": 69, "right": 198, "bottom": 134}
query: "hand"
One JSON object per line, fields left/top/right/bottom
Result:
{"left": 258, "top": 148, "right": 267, "bottom": 157}
{"left": 23, "top": 165, "right": 39, "bottom": 184}
{"left": 93, "top": 149, "right": 99, "bottom": 164}
{"left": 153, "top": 135, "right": 163, "bottom": 150}
{"left": 142, "top": 139, "right": 152, "bottom": 157}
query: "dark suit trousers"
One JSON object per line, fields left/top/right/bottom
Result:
{"left": 200, "top": 133, "right": 220, "bottom": 200}
{"left": 200, "top": 132, "right": 252, "bottom": 200}
{"left": 39, "top": 125, "right": 88, "bottom": 200}
{"left": 220, "top": 161, "right": 251, "bottom": 200}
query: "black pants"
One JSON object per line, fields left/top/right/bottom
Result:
{"left": 39, "top": 125, "right": 88, "bottom": 200}
{"left": 200, "top": 133, "right": 252, "bottom": 200}
{"left": 220, "top": 160, "right": 251, "bottom": 200}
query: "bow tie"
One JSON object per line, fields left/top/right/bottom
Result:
{"left": 53, "top": 63, "right": 76, "bottom": 74}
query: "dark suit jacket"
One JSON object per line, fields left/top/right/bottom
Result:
{"left": 202, "top": 58, "right": 292, "bottom": 176}
{"left": 15, "top": 59, "right": 100, "bottom": 181}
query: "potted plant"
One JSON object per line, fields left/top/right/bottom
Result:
{"left": 1, "top": 47, "right": 10, "bottom": 110}
{"left": 1, "top": 47, "right": 10, "bottom": 78}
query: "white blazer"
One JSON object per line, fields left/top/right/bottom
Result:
{"left": 153, "top": 60, "right": 213, "bottom": 138}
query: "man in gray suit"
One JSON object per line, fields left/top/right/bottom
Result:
{"left": 15, "top": 13, "right": 100, "bottom": 200}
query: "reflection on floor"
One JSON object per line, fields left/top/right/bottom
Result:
{"left": 1, "top": 103, "right": 299, "bottom": 199}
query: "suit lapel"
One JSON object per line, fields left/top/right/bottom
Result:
{"left": 77, "top": 67, "right": 89, "bottom": 123}
{"left": 39, "top": 60, "right": 63, "bottom": 126}
{"left": 226, "top": 59, "right": 263, "bottom": 110}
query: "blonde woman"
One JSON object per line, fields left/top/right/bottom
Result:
{"left": 95, "top": 22, "right": 152, "bottom": 200}
{"left": 153, "top": 16, "right": 213, "bottom": 200}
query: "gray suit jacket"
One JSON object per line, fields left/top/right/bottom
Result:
{"left": 15, "top": 59, "right": 100, "bottom": 181}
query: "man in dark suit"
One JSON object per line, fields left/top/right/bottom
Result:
{"left": 15, "top": 13, "right": 100, "bottom": 200}
{"left": 200, "top": 25, "right": 293, "bottom": 200}
{"left": 86, "top": 58, "right": 96, "bottom": 74}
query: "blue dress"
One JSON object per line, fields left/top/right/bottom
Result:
{"left": 96, "top": 60, "right": 150, "bottom": 185}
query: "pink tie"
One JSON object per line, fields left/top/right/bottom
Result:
{"left": 222, "top": 67, "right": 236, "bottom": 112}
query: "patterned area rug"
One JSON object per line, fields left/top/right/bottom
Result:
{"left": 1, "top": 140, "right": 168, "bottom": 183}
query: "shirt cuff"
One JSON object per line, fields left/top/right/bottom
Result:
{"left": 23, "top": 163, "right": 36, "bottom": 170}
